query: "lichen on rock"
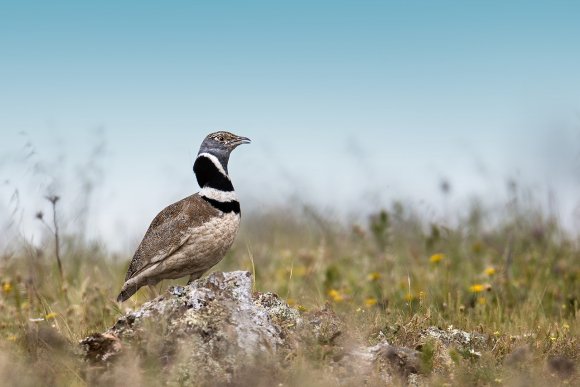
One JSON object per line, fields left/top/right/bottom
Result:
{"left": 82, "top": 271, "right": 301, "bottom": 384}
{"left": 80, "top": 271, "right": 488, "bottom": 385}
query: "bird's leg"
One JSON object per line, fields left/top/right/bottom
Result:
{"left": 147, "top": 284, "right": 160, "bottom": 298}
{"left": 187, "top": 273, "right": 201, "bottom": 285}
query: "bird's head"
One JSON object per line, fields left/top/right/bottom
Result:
{"left": 197, "top": 131, "right": 251, "bottom": 172}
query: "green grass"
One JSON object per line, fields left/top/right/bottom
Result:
{"left": 0, "top": 198, "right": 578, "bottom": 386}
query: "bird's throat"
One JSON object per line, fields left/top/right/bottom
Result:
{"left": 194, "top": 153, "right": 240, "bottom": 215}
{"left": 194, "top": 154, "right": 234, "bottom": 192}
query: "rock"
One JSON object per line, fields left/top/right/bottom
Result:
{"left": 83, "top": 271, "right": 293, "bottom": 384}
{"left": 420, "top": 326, "right": 487, "bottom": 350}
{"left": 301, "top": 304, "right": 344, "bottom": 345}
{"left": 504, "top": 345, "right": 531, "bottom": 367}
{"left": 548, "top": 355, "right": 576, "bottom": 379}
{"left": 79, "top": 271, "right": 484, "bottom": 385}
{"left": 82, "top": 333, "right": 122, "bottom": 363}
{"left": 373, "top": 342, "right": 421, "bottom": 377}
{"left": 417, "top": 325, "right": 488, "bottom": 380}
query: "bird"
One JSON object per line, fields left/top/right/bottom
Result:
{"left": 116, "top": 131, "right": 250, "bottom": 302}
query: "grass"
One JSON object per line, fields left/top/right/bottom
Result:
{"left": 0, "top": 194, "right": 578, "bottom": 386}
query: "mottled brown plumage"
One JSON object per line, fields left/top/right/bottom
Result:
{"left": 124, "top": 194, "right": 220, "bottom": 281}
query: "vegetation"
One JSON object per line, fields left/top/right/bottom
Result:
{"left": 0, "top": 187, "right": 578, "bottom": 386}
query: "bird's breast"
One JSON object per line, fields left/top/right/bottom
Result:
{"left": 182, "top": 212, "right": 241, "bottom": 269}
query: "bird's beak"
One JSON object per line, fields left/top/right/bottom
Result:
{"left": 233, "top": 136, "right": 251, "bottom": 146}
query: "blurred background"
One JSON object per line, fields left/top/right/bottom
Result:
{"left": 1, "top": 4, "right": 579, "bottom": 384}
{"left": 1, "top": 1, "right": 579, "bottom": 252}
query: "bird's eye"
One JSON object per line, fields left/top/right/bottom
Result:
{"left": 215, "top": 135, "right": 223, "bottom": 142}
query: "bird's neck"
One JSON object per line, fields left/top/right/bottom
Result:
{"left": 194, "top": 153, "right": 240, "bottom": 214}
{"left": 194, "top": 153, "right": 234, "bottom": 191}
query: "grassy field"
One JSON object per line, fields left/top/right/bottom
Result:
{"left": 0, "top": 195, "right": 578, "bottom": 386}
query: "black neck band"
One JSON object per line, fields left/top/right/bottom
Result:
{"left": 194, "top": 156, "right": 234, "bottom": 192}
{"left": 201, "top": 197, "right": 241, "bottom": 215}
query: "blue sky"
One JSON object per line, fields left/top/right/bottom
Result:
{"left": 1, "top": 1, "right": 580, "bottom": 250}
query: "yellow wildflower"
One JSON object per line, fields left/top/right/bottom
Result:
{"left": 429, "top": 253, "right": 445, "bottom": 264}
{"left": 484, "top": 267, "right": 496, "bottom": 276}
{"left": 469, "top": 283, "right": 491, "bottom": 293}
{"left": 286, "top": 298, "right": 297, "bottom": 307}
{"left": 562, "top": 323, "right": 570, "bottom": 330}
{"left": 328, "top": 289, "right": 344, "bottom": 302}
{"left": 2, "top": 281, "right": 12, "bottom": 294}
{"left": 404, "top": 292, "right": 416, "bottom": 302}
{"left": 364, "top": 297, "right": 377, "bottom": 307}
{"left": 477, "top": 297, "right": 486, "bottom": 305}
{"left": 45, "top": 312, "right": 57, "bottom": 320}
{"left": 367, "top": 272, "right": 381, "bottom": 281}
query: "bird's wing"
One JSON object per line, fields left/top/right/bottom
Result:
{"left": 124, "top": 193, "right": 219, "bottom": 281}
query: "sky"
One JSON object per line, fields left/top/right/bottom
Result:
{"left": 1, "top": 1, "right": 580, "bottom": 251}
